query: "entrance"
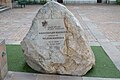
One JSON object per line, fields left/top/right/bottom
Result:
{"left": 57, "top": 0, "right": 63, "bottom": 3}
{"left": 97, "top": 0, "right": 102, "bottom": 3}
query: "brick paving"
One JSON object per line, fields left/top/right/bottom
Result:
{"left": 67, "top": 4, "right": 120, "bottom": 42}
{"left": 97, "top": 23, "right": 120, "bottom": 42}
{"left": 0, "top": 5, "right": 41, "bottom": 44}
{"left": 67, "top": 4, "right": 120, "bottom": 71}
{"left": 1, "top": 4, "right": 120, "bottom": 44}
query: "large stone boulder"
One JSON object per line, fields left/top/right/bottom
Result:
{"left": 21, "top": 1, "right": 95, "bottom": 76}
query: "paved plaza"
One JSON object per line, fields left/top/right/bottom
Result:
{"left": 0, "top": 5, "right": 41, "bottom": 44}
{"left": 66, "top": 4, "right": 120, "bottom": 71}
{"left": 0, "top": 4, "right": 120, "bottom": 80}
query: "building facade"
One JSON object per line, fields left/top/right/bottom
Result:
{"left": 57, "top": 0, "right": 116, "bottom": 4}
{"left": 0, "top": 0, "right": 116, "bottom": 8}
{"left": 0, "top": 0, "right": 12, "bottom": 7}
{"left": 25, "top": 0, "right": 116, "bottom": 4}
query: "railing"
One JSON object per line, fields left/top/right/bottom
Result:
{"left": 25, "top": 0, "right": 47, "bottom": 4}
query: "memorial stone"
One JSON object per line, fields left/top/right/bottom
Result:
{"left": 21, "top": 1, "right": 95, "bottom": 76}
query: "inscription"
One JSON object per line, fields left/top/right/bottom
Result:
{"left": 38, "top": 19, "right": 66, "bottom": 51}
{"left": 39, "top": 31, "right": 67, "bottom": 34}
{"left": 43, "top": 37, "right": 64, "bottom": 40}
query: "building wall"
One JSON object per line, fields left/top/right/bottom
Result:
{"left": 63, "top": 0, "right": 97, "bottom": 4}
{"left": 102, "top": 0, "right": 107, "bottom": 3}
{"left": 63, "top": 0, "right": 116, "bottom": 4}
{"left": 0, "top": 0, "right": 12, "bottom": 7}
{"left": 109, "top": 0, "right": 116, "bottom": 3}
{"left": 11, "top": 0, "right": 116, "bottom": 4}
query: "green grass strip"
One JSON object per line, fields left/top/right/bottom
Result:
{"left": 6, "top": 45, "right": 38, "bottom": 73}
{"left": 85, "top": 46, "right": 120, "bottom": 78}
{"left": 6, "top": 45, "right": 120, "bottom": 78}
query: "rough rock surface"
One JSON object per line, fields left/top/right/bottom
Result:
{"left": 21, "top": 1, "right": 95, "bottom": 76}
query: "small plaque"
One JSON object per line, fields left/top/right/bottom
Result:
{"left": 38, "top": 19, "right": 66, "bottom": 52}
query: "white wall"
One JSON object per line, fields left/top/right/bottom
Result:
{"left": 47, "top": 0, "right": 116, "bottom": 4}
{"left": 63, "top": 0, "right": 97, "bottom": 4}
{"left": 109, "top": 0, "right": 116, "bottom": 3}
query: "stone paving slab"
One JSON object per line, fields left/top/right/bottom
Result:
{"left": 85, "top": 22, "right": 109, "bottom": 42}
{"left": 89, "top": 42, "right": 100, "bottom": 46}
{"left": 5, "top": 41, "right": 21, "bottom": 44}
{"left": 4, "top": 71, "right": 120, "bottom": 80}
{"left": 100, "top": 42, "right": 120, "bottom": 70}
{"left": 36, "top": 74, "right": 60, "bottom": 80}
{"left": 83, "top": 77, "right": 120, "bottom": 80}
{"left": 84, "top": 29, "right": 97, "bottom": 42}
{"left": 4, "top": 71, "right": 37, "bottom": 80}
{"left": 60, "top": 76, "right": 82, "bottom": 80}
{"left": 4, "top": 71, "right": 83, "bottom": 80}
{"left": 111, "top": 42, "right": 120, "bottom": 46}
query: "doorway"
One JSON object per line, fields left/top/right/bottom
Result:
{"left": 57, "top": 0, "right": 63, "bottom": 3}
{"left": 97, "top": 0, "right": 102, "bottom": 3}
